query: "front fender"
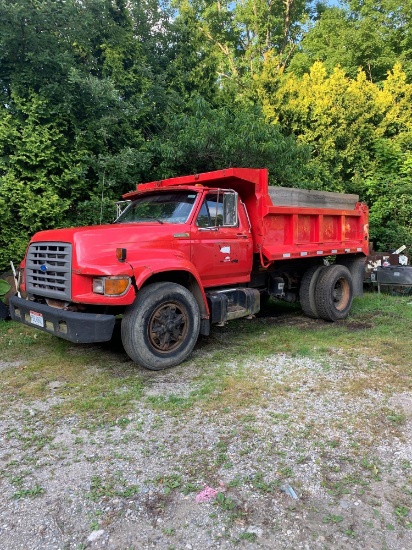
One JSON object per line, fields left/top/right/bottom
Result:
{"left": 129, "top": 250, "right": 209, "bottom": 316}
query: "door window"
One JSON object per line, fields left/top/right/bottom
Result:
{"left": 196, "top": 192, "right": 237, "bottom": 228}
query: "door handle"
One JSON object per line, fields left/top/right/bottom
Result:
{"left": 236, "top": 233, "right": 248, "bottom": 239}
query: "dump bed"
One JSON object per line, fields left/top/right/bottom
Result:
{"left": 126, "top": 167, "right": 369, "bottom": 262}
{"left": 261, "top": 185, "right": 369, "bottom": 262}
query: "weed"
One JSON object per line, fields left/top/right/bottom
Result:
{"left": 87, "top": 476, "right": 114, "bottom": 501}
{"left": 182, "top": 482, "right": 200, "bottom": 495}
{"left": 215, "top": 442, "right": 233, "bottom": 469}
{"left": 395, "top": 505, "right": 409, "bottom": 517}
{"left": 269, "top": 412, "right": 289, "bottom": 423}
{"left": 248, "top": 472, "right": 279, "bottom": 493}
{"left": 238, "top": 531, "right": 257, "bottom": 542}
{"left": 215, "top": 492, "right": 236, "bottom": 511}
{"left": 13, "top": 484, "right": 44, "bottom": 499}
{"left": 323, "top": 514, "right": 343, "bottom": 524}
{"left": 361, "top": 457, "right": 381, "bottom": 480}
{"left": 9, "top": 474, "right": 25, "bottom": 487}
{"left": 241, "top": 414, "right": 256, "bottom": 422}
{"left": 155, "top": 474, "right": 182, "bottom": 495}
{"left": 116, "top": 417, "right": 131, "bottom": 428}
{"left": 278, "top": 466, "right": 294, "bottom": 478}
{"left": 228, "top": 475, "right": 243, "bottom": 488}
{"left": 386, "top": 411, "right": 406, "bottom": 424}
{"left": 119, "top": 485, "right": 140, "bottom": 498}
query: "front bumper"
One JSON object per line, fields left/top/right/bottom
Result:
{"left": 9, "top": 296, "right": 116, "bottom": 343}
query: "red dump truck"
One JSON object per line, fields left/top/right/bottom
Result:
{"left": 10, "top": 168, "right": 369, "bottom": 369}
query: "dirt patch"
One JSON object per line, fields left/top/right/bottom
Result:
{"left": 345, "top": 321, "right": 373, "bottom": 330}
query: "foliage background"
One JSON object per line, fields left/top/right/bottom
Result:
{"left": 1, "top": 0, "right": 411, "bottom": 270}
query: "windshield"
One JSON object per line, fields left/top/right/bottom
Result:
{"left": 115, "top": 191, "right": 198, "bottom": 224}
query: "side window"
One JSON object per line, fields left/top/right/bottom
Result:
{"left": 196, "top": 194, "right": 224, "bottom": 227}
{"left": 209, "top": 196, "right": 224, "bottom": 226}
{"left": 196, "top": 192, "right": 238, "bottom": 227}
{"left": 196, "top": 201, "right": 211, "bottom": 228}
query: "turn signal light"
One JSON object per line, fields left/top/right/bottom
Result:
{"left": 116, "top": 248, "right": 127, "bottom": 262}
{"left": 93, "top": 276, "right": 130, "bottom": 296}
{"left": 105, "top": 277, "right": 130, "bottom": 295}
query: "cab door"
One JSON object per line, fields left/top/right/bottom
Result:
{"left": 190, "top": 191, "right": 252, "bottom": 287}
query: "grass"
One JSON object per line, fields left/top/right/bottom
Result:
{"left": 1, "top": 291, "right": 412, "bottom": 423}
{"left": 0, "top": 325, "right": 143, "bottom": 420}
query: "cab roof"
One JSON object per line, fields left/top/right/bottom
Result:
{"left": 123, "top": 168, "right": 268, "bottom": 200}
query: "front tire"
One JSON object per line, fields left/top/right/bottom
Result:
{"left": 121, "top": 282, "right": 200, "bottom": 370}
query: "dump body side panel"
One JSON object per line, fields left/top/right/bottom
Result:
{"left": 260, "top": 203, "right": 369, "bottom": 262}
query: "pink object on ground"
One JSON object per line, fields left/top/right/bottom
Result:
{"left": 195, "top": 486, "right": 218, "bottom": 503}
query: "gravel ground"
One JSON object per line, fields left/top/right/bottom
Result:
{"left": 1, "top": 330, "right": 412, "bottom": 549}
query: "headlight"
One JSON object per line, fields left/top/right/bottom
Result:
{"left": 93, "top": 276, "right": 131, "bottom": 296}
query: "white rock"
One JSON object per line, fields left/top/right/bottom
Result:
{"left": 87, "top": 529, "right": 105, "bottom": 542}
{"left": 249, "top": 526, "right": 263, "bottom": 537}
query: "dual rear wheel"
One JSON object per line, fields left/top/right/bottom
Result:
{"left": 300, "top": 264, "right": 353, "bottom": 322}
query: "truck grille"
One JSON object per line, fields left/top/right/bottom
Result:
{"left": 26, "top": 242, "right": 72, "bottom": 300}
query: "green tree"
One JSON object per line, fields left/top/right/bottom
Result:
{"left": 172, "top": 0, "right": 314, "bottom": 96}
{"left": 257, "top": 60, "right": 384, "bottom": 190}
{"left": 257, "top": 59, "right": 412, "bottom": 250}
{"left": 0, "top": 0, "right": 174, "bottom": 269}
{"left": 364, "top": 64, "right": 412, "bottom": 249}
{"left": 289, "top": 1, "right": 412, "bottom": 82}
{"left": 142, "top": 96, "right": 312, "bottom": 185}
{"left": 364, "top": 140, "right": 412, "bottom": 250}
{"left": 0, "top": 93, "right": 86, "bottom": 268}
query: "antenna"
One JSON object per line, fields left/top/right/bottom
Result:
{"left": 99, "top": 171, "right": 105, "bottom": 225}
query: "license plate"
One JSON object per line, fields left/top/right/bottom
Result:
{"left": 30, "top": 310, "right": 44, "bottom": 327}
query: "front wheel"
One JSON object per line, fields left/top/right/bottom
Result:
{"left": 121, "top": 282, "right": 200, "bottom": 370}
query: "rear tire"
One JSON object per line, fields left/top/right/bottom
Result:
{"left": 315, "top": 265, "right": 353, "bottom": 321}
{"left": 299, "top": 265, "right": 326, "bottom": 319}
{"left": 121, "top": 282, "right": 200, "bottom": 370}
{"left": 336, "top": 255, "right": 366, "bottom": 297}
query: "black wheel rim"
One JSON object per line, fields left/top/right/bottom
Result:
{"left": 148, "top": 301, "right": 189, "bottom": 353}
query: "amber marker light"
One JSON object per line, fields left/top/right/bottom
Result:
{"left": 116, "top": 248, "right": 127, "bottom": 262}
{"left": 104, "top": 277, "right": 130, "bottom": 295}
{"left": 93, "top": 276, "right": 131, "bottom": 296}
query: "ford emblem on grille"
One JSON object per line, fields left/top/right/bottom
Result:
{"left": 40, "top": 264, "right": 48, "bottom": 272}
